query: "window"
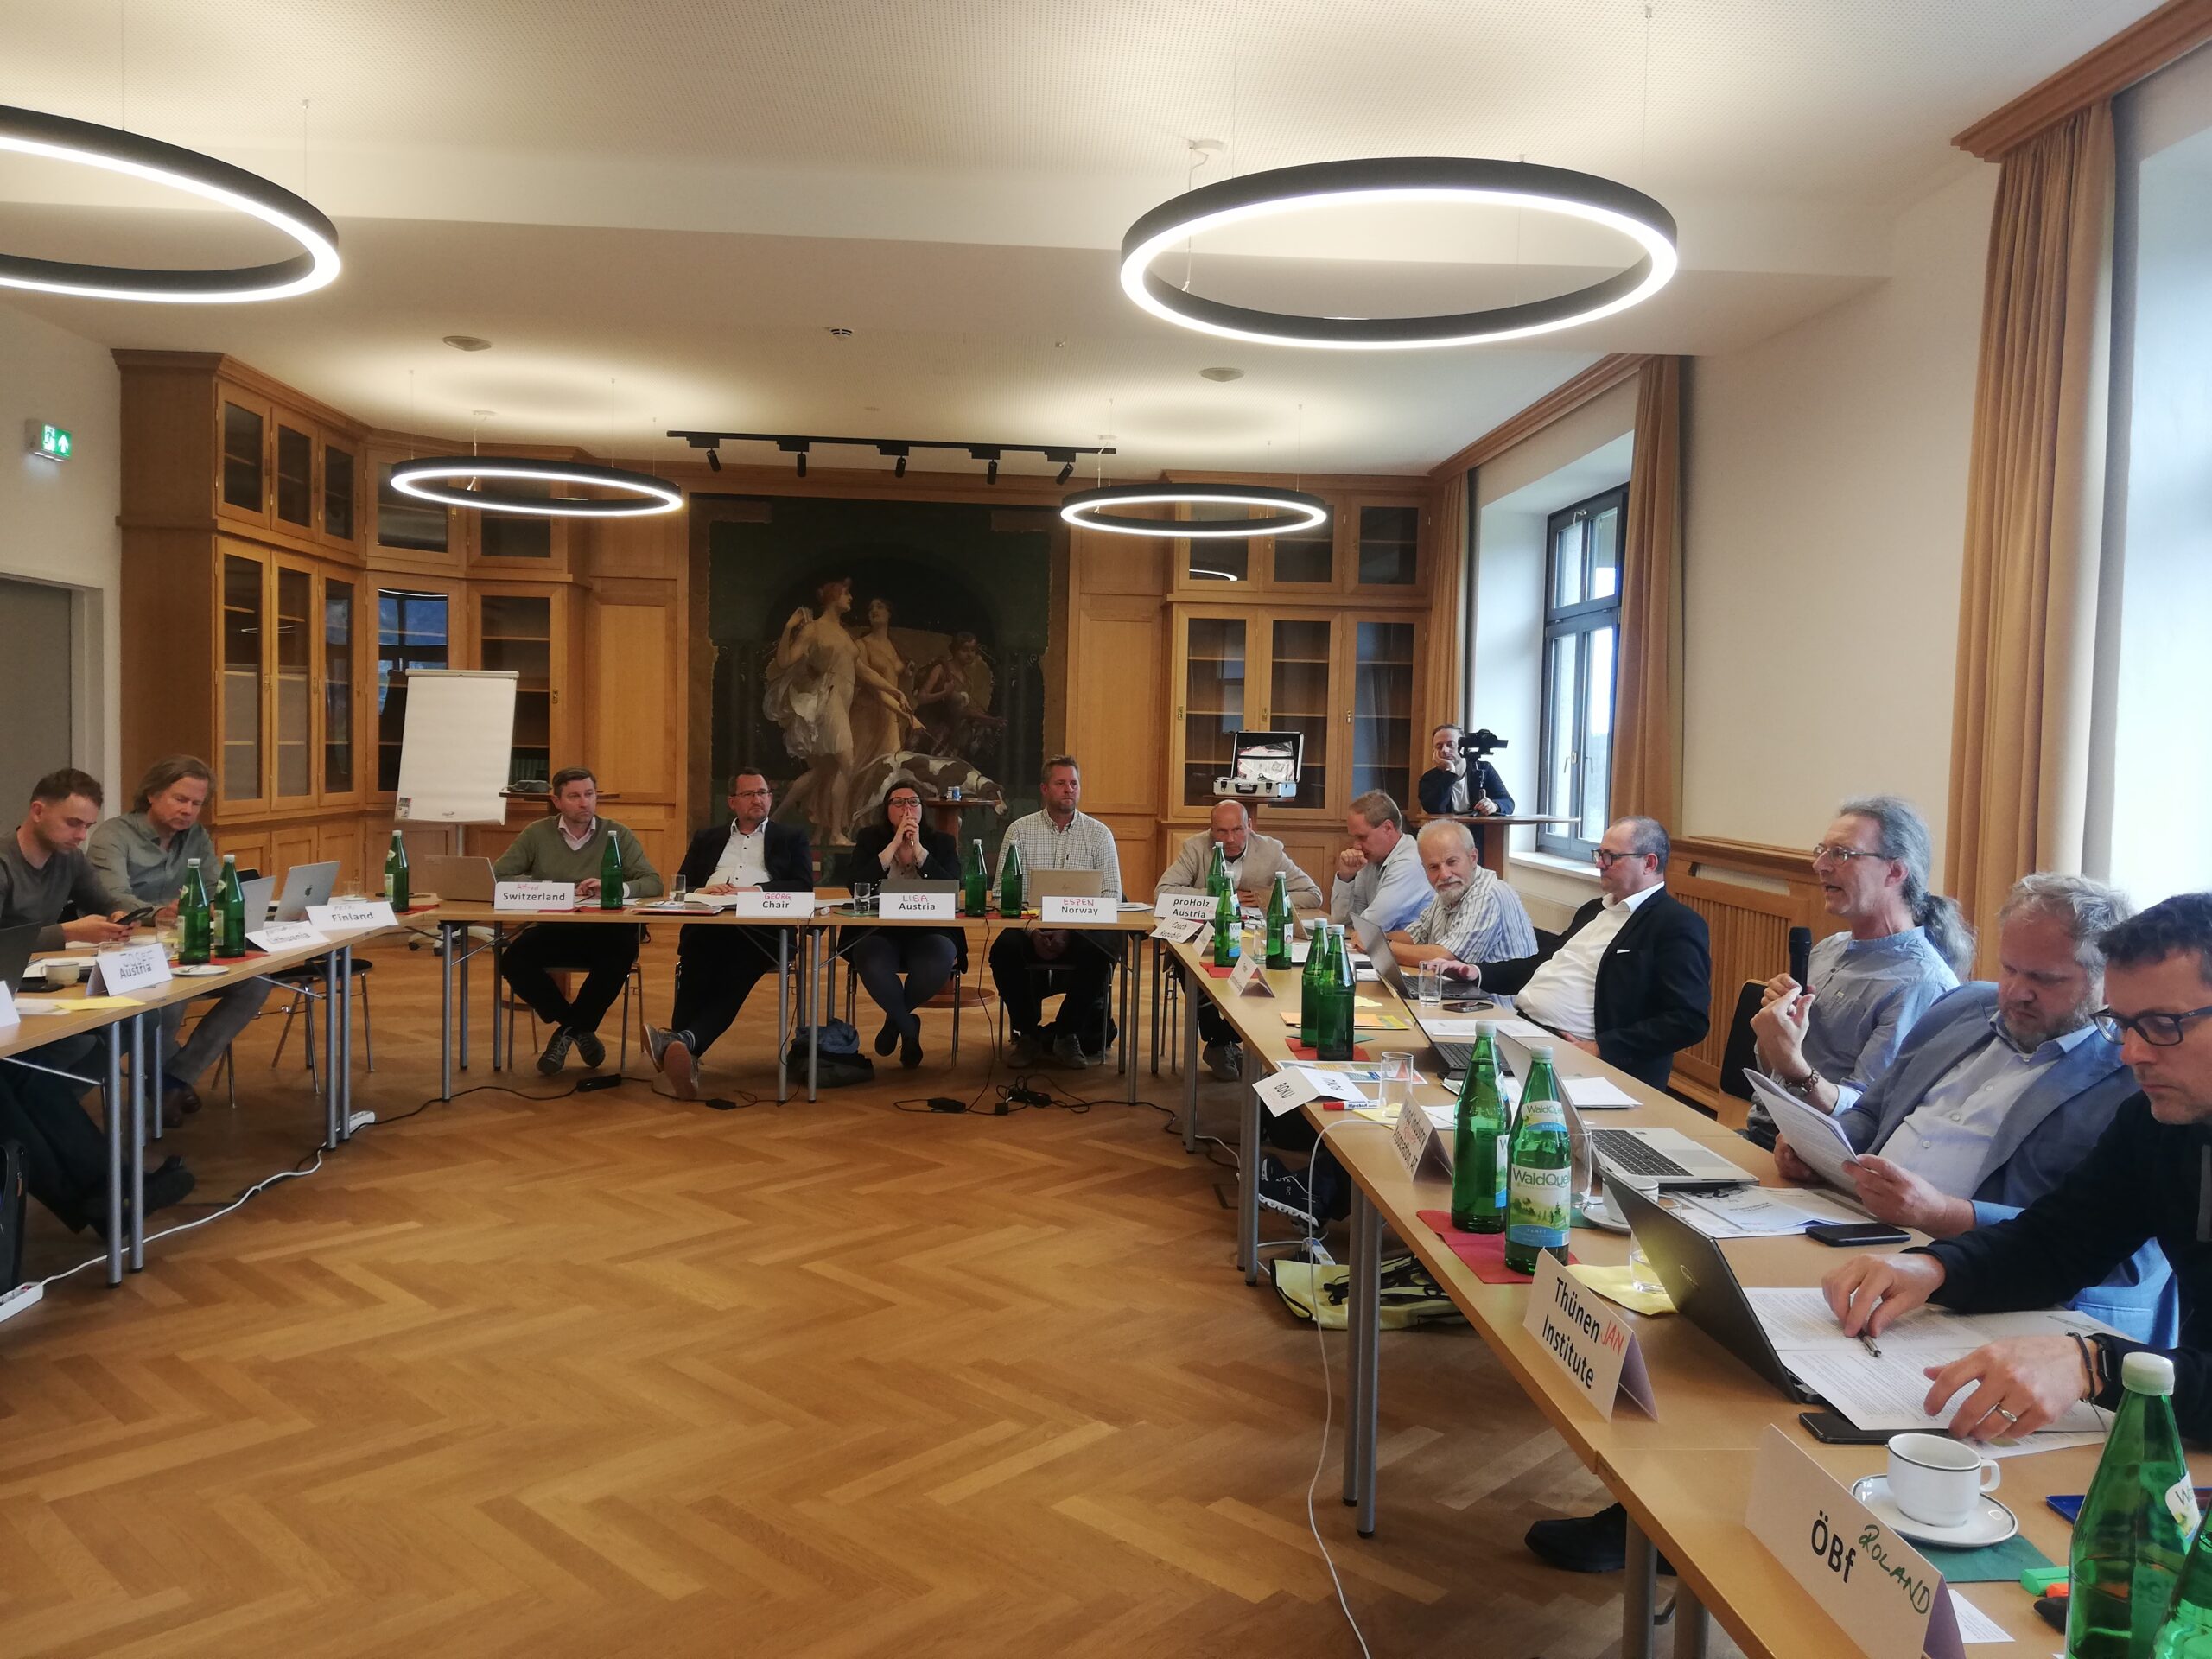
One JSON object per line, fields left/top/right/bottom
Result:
{"left": 376, "top": 589, "right": 449, "bottom": 791}
{"left": 1538, "top": 486, "right": 1625, "bottom": 859}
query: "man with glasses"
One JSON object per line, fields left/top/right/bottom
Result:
{"left": 645, "top": 768, "right": 812, "bottom": 1099}
{"left": 1823, "top": 892, "right": 2212, "bottom": 1440}
{"left": 1451, "top": 816, "right": 1711, "bottom": 1089}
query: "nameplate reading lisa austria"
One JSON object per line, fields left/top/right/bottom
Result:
{"left": 880, "top": 891, "right": 957, "bottom": 920}
{"left": 1744, "top": 1426, "right": 1966, "bottom": 1659}
{"left": 1521, "top": 1252, "right": 1657, "bottom": 1421}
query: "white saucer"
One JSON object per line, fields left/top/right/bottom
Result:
{"left": 1849, "top": 1475, "right": 2018, "bottom": 1548}
{"left": 172, "top": 964, "right": 228, "bottom": 977}
{"left": 1579, "top": 1192, "right": 1632, "bottom": 1232}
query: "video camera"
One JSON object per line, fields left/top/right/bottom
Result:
{"left": 1458, "top": 728, "right": 1508, "bottom": 761}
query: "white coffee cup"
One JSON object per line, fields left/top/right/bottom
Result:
{"left": 1886, "top": 1432, "right": 2001, "bottom": 1528}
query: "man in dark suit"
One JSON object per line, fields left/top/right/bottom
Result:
{"left": 1415, "top": 724, "right": 1514, "bottom": 861}
{"left": 1455, "top": 815, "right": 1711, "bottom": 1089}
{"left": 645, "top": 768, "right": 812, "bottom": 1099}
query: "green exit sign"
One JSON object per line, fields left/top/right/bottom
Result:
{"left": 26, "top": 421, "right": 71, "bottom": 461}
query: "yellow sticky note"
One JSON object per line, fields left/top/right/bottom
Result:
{"left": 1567, "top": 1264, "right": 1675, "bottom": 1317}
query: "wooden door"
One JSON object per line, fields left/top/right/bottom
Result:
{"left": 270, "top": 558, "right": 318, "bottom": 808}
{"left": 1168, "top": 606, "right": 1251, "bottom": 813}
{"left": 318, "top": 573, "right": 362, "bottom": 805}
{"left": 1337, "top": 611, "right": 1425, "bottom": 817}
{"left": 271, "top": 412, "right": 317, "bottom": 537}
{"left": 217, "top": 543, "right": 270, "bottom": 810}
{"left": 1342, "top": 499, "right": 1425, "bottom": 594}
{"left": 214, "top": 389, "right": 272, "bottom": 529}
{"left": 1254, "top": 613, "right": 1336, "bottom": 815}
{"left": 318, "top": 431, "right": 361, "bottom": 551}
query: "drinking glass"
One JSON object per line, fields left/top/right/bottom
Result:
{"left": 1560, "top": 1095, "right": 1593, "bottom": 1218}
{"left": 1376, "top": 1052, "right": 1416, "bottom": 1115}
{"left": 851, "top": 881, "right": 878, "bottom": 916}
{"left": 671, "top": 874, "right": 690, "bottom": 904}
{"left": 1414, "top": 961, "right": 1446, "bottom": 1009}
{"left": 1627, "top": 1235, "right": 1665, "bottom": 1297}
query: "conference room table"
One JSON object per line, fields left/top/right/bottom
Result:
{"left": 423, "top": 896, "right": 1158, "bottom": 1106}
{"left": 1164, "top": 935, "right": 2174, "bottom": 1659}
{"left": 0, "top": 919, "right": 389, "bottom": 1285}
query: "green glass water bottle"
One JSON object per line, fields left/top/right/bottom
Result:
{"left": 1264, "top": 872, "right": 1293, "bottom": 970}
{"left": 2152, "top": 1443, "right": 2212, "bottom": 1656}
{"left": 962, "top": 839, "right": 988, "bottom": 918}
{"left": 999, "top": 840, "right": 1025, "bottom": 916}
{"left": 1206, "top": 841, "right": 1230, "bottom": 899}
{"left": 1504, "top": 1045, "right": 1572, "bottom": 1274}
{"left": 1450, "top": 1023, "right": 1510, "bottom": 1233}
{"left": 1211, "top": 887, "right": 1238, "bottom": 968}
{"left": 1318, "top": 925, "right": 1356, "bottom": 1062}
{"left": 2073, "top": 1351, "right": 2194, "bottom": 1658}
{"left": 1298, "top": 925, "right": 1325, "bottom": 1049}
{"left": 217, "top": 854, "right": 246, "bottom": 957}
{"left": 384, "top": 830, "right": 409, "bottom": 912}
{"left": 599, "top": 826, "right": 624, "bottom": 911}
{"left": 178, "top": 857, "right": 212, "bottom": 966}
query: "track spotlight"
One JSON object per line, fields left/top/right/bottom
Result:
{"left": 987, "top": 459, "right": 999, "bottom": 484}
{"left": 1057, "top": 460, "right": 1075, "bottom": 484}
{"left": 796, "top": 451, "right": 807, "bottom": 478}
{"left": 895, "top": 455, "right": 907, "bottom": 478}
{"left": 706, "top": 448, "right": 721, "bottom": 473}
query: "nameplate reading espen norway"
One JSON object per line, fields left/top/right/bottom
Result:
{"left": 493, "top": 881, "right": 577, "bottom": 912}
{"left": 729, "top": 890, "right": 810, "bottom": 918}
{"left": 1522, "top": 1252, "right": 1657, "bottom": 1421}
{"left": 1040, "top": 895, "right": 1109, "bottom": 924}
{"left": 880, "top": 891, "right": 957, "bottom": 920}
{"left": 307, "top": 900, "right": 398, "bottom": 931}
{"left": 91, "top": 944, "right": 172, "bottom": 997}
{"left": 1745, "top": 1426, "right": 1967, "bottom": 1659}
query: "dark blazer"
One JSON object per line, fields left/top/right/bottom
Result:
{"left": 840, "top": 822, "right": 968, "bottom": 972}
{"left": 677, "top": 819, "right": 812, "bottom": 893}
{"left": 1478, "top": 888, "right": 1711, "bottom": 1088}
{"left": 1417, "top": 760, "right": 1514, "bottom": 817}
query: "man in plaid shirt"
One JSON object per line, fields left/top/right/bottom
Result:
{"left": 992, "top": 756, "right": 1124, "bottom": 1070}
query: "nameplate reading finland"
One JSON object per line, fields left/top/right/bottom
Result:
{"left": 1040, "top": 895, "right": 1109, "bottom": 924}
{"left": 1226, "top": 953, "right": 1274, "bottom": 996}
{"left": 493, "top": 881, "right": 576, "bottom": 912}
{"left": 308, "top": 900, "right": 397, "bottom": 931}
{"left": 248, "top": 921, "right": 329, "bottom": 954}
{"left": 91, "top": 944, "right": 171, "bottom": 997}
{"left": 729, "top": 890, "right": 810, "bottom": 918}
{"left": 1522, "top": 1252, "right": 1657, "bottom": 1421}
{"left": 1745, "top": 1426, "right": 1964, "bottom": 1659}
{"left": 1158, "top": 893, "right": 1221, "bottom": 924}
{"left": 880, "top": 891, "right": 957, "bottom": 920}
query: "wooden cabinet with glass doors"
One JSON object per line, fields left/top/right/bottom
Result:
{"left": 212, "top": 543, "right": 367, "bottom": 813}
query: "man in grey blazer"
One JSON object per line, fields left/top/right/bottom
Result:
{"left": 1780, "top": 873, "right": 2172, "bottom": 1343}
{"left": 1157, "top": 800, "right": 1323, "bottom": 1079}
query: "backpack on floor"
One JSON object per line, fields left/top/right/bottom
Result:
{"left": 1269, "top": 1252, "right": 1465, "bottom": 1331}
{"left": 782, "top": 1018, "right": 875, "bottom": 1089}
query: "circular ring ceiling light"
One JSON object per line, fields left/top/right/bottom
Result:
{"left": 389, "top": 458, "right": 683, "bottom": 518}
{"left": 0, "top": 103, "right": 340, "bottom": 302}
{"left": 1060, "top": 482, "right": 1329, "bottom": 538}
{"left": 1120, "top": 156, "right": 1677, "bottom": 350}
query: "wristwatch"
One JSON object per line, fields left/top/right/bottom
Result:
{"left": 1786, "top": 1066, "right": 1825, "bottom": 1102}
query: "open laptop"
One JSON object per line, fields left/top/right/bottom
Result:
{"left": 0, "top": 924, "right": 38, "bottom": 993}
{"left": 1606, "top": 1179, "right": 1816, "bottom": 1401}
{"left": 273, "top": 861, "right": 340, "bottom": 922}
{"left": 237, "top": 875, "right": 276, "bottom": 929}
{"left": 1026, "top": 868, "right": 1108, "bottom": 904}
{"left": 418, "top": 854, "right": 497, "bottom": 903}
{"left": 1587, "top": 1125, "right": 1758, "bottom": 1189}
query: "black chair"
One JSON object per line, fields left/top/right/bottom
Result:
{"left": 1720, "top": 979, "right": 1775, "bottom": 1145}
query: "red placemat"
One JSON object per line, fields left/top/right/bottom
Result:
{"left": 1201, "top": 963, "right": 1236, "bottom": 978}
{"left": 1286, "top": 1040, "right": 1372, "bottom": 1062}
{"left": 1416, "top": 1210, "right": 1576, "bottom": 1283}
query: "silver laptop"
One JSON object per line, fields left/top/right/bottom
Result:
{"left": 419, "top": 854, "right": 497, "bottom": 903}
{"left": 237, "top": 875, "right": 276, "bottom": 929}
{"left": 273, "top": 861, "right": 340, "bottom": 922}
{"left": 1026, "top": 868, "right": 1109, "bottom": 903}
{"left": 1588, "top": 1126, "right": 1758, "bottom": 1189}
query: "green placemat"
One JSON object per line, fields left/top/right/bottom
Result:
{"left": 1916, "top": 1530, "right": 2054, "bottom": 1584}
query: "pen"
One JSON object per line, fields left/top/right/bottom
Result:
{"left": 1859, "top": 1332, "right": 1883, "bottom": 1359}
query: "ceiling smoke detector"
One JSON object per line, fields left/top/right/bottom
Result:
{"left": 442, "top": 334, "right": 492, "bottom": 351}
{"left": 1198, "top": 366, "right": 1244, "bottom": 382}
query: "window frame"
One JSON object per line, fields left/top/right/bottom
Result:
{"left": 1537, "top": 485, "right": 1628, "bottom": 861}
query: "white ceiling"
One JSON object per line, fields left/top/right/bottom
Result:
{"left": 0, "top": 0, "right": 2162, "bottom": 477}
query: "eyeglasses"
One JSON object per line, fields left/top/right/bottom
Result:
{"left": 1592, "top": 849, "right": 1640, "bottom": 868}
{"left": 887, "top": 796, "right": 922, "bottom": 810}
{"left": 2093, "top": 1002, "right": 2212, "bottom": 1047}
{"left": 1810, "top": 843, "right": 1886, "bottom": 865}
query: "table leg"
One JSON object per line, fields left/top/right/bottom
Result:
{"left": 491, "top": 924, "right": 505, "bottom": 1072}
{"left": 806, "top": 929, "right": 819, "bottom": 1103}
{"left": 777, "top": 928, "right": 791, "bottom": 1104}
{"left": 440, "top": 922, "right": 455, "bottom": 1103}
{"left": 1623, "top": 1517, "right": 1659, "bottom": 1659}
{"left": 1122, "top": 936, "right": 1137, "bottom": 1105}
{"left": 323, "top": 948, "right": 341, "bottom": 1151}
{"left": 337, "top": 944, "right": 355, "bottom": 1141}
{"left": 1672, "top": 1580, "right": 1710, "bottom": 1659}
{"left": 104, "top": 1022, "right": 123, "bottom": 1287}
{"left": 129, "top": 1014, "right": 147, "bottom": 1273}
{"left": 1237, "top": 1045, "right": 1260, "bottom": 1282}
{"left": 1149, "top": 944, "right": 1161, "bottom": 1075}
{"left": 1351, "top": 1188, "right": 1381, "bottom": 1536}
{"left": 1342, "top": 1179, "right": 1364, "bottom": 1504}
{"left": 1181, "top": 969, "right": 1200, "bottom": 1155}
{"left": 150, "top": 1021, "right": 163, "bottom": 1141}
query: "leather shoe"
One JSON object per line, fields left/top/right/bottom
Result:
{"left": 875, "top": 1015, "right": 901, "bottom": 1058}
{"left": 162, "top": 1077, "right": 202, "bottom": 1118}
{"left": 1523, "top": 1503, "right": 1673, "bottom": 1575}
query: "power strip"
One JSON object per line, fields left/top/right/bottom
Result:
{"left": 0, "top": 1281, "right": 44, "bottom": 1326}
{"left": 345, "top": 1109, "right": 377, "bottom": 1133}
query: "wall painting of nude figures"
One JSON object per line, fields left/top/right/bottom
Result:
{"left": 702, "top": 495, "right": 1052, "bottom": 863}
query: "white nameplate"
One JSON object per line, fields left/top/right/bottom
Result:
{"left": 90, "top": 944, "right": 171, "bottom": 997}
{"left": 248, "top": 921, "right": 330, "bottom": 955}
{"left": 1158, "top": 892, "right": 1221, "bottom": 924}
{"left": 1391, "top": 1101, "right": 1452, "bottom": 1180}
{"left": 1041, "top": 895, "right": 1110, "bottom": 924}
{"left": 1523, "top": 1252, "right": 1657, "bottom": 1422}
{"left": 880, "top": 890, "right": 957, "bottom": 920}
{"left": 308, "top": 900, "right": 397, "bottom": 931}
{"left": 493, "top": 881, "right": 577, "bottom": 912}
{"left": 0, "top": 982, "right": 15, "bottom": 1027}
{"left": 729, "top": 889, "right": 810, "bottom": 918}
{"left": 1151, "top": 915, "right": 1208, "bottom": 945}
{"left": 1252, "top": 1069, "right": 1326, "bottom": 1118}
{"left": 1745, "top": 1425, "right": 1963, "bottom": 1659}
{"left": 1226, "top": 952, "right": 1275, "bottom": 997}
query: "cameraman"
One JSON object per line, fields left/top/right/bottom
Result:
{"left": 1418, "top": 726, "right": 1516, "bottom": 858}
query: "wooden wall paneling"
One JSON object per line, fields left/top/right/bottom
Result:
{"left": 588, "top": 588, "right": 677, "bottom": 798}
{"left": 1094, "top": 815, "right": 1163, "bottom": 899}
{"left": 316, "top": 817, "right": 365, "bottom": 893}
{"left": 217, "top": 829, "right": 272, "bottom": 883}
{"left": 1066, "top": 594, "right": 1166, "bottom": 817}
{"left": 113, "top": 363, "right": 218, "bottom": 525}
{"left": 120, "top": 531, "right": 216, "bottom": 785}
{"left": 1665, "top": 837, "right": 1830, "bottom": 1107}
{"left": 583, "top": 499, "right": 686, "bottom": 582}
{"left": 604, "top": 798, "right": 680, "bottom": 880}
{"left": 270, "top": 823, "right": 321, "bottom": 886}
{"left": 1071, "top": 524, "right": 1169, "bottom": 597}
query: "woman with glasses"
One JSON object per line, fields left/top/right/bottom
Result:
{"left": 842, "top": 784, "right": 963, "bottom": 1066}
{"left": 1749, "top": 794, "right": 1975, "bottom": 1128}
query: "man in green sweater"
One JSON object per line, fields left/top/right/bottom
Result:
{"left": 493, "top": 766, "right": 664, "bottom": 1074}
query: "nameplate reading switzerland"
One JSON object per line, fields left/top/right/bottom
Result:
{"left": 1040, "top": 895, "right": 1109, "bottom": 924}
{"left": 1522, "top": 1252, "right": 1657, "bottom": 1421}
{"left": 1745, "top": 1425, "right": 1964, "bottom": 1659}
{"left": 493, "top": 881, "right": 576, "bottom": 912}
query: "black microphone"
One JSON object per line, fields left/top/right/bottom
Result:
{"left": 1787, "top": 925, "right": 1813, "bottom": 992}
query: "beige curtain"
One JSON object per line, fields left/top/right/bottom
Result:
{"left": 1947, "top": 104, "right": 2113, "bottom": 965}
{"left": 1609, "top": 355, "right": 1685, "bottom": 827}
{"left": 1426, "top": 469, "right": 1470, "bottom": 732}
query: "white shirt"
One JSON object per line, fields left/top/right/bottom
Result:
{"left": 1885, "top": 1018, "right": 2101, "bottom": 1195}
{"left": 709, "top": 821, "right": 771, "bottom": 888}
{"left": 558, "top": 816, "right": 599, "bottom": 853}
{"left": 1509, "top": 883, "right": 1663, "bottom": 1041}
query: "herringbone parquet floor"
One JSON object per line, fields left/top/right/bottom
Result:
{"left": 0, "top": 930, "right": 1738, "bottom": 1657}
